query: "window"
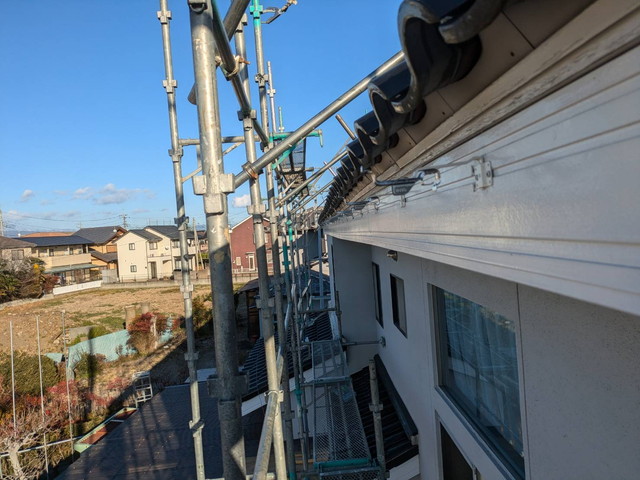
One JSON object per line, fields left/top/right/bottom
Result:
{"left": 129, "top": 243, "right": 135, "bottom": 250}
{"left": 441, "top": 424, "right": 473, "bottom": 480}
{"left": 48, "top": 248, "right": 54, "bottom": 257}
{"left": 266, "top": 252, "right": 273, "bottom": 265}
{"left": 149, "top": 242, "right": 158, "bottom": 250}
{"left": 235, "top": 257, "right": 242, "bottom": 266}
{"left": 434, "top": 287, "right": 523, "bottom": 477}
{"left": 372, "top": 263, "right": 383, "bottom": 327}
{"left": 247, "top": 252, "right": 255, "bottom": 271}
{"left": 390, "top": 274, "right": 407, "bottom": 336}
{"left": 172, "top": 240, "right": 180, "bottom": 248}
{"left": 130, "top": 265, "right": 137, "bottom": 273}
{"left": 11, "top": 250, "right": 24, "bottom": 261}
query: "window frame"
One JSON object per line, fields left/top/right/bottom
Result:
{"left": 130, "top": 265, "right": 137, "bottom": 273}
{"left": 129, "top": 243, "right": 135, "bottom": 251}
{"left": 372, "top": 262, "right": 383, "bottom": 327}
{"left": 149, "top": 241, "right": 158, "bottom": 250}
{"left": 390, "top": 274, "right": 407, "bottom": 336}
{"left": 433, "top": 285, "right": 524, "bottom": 479}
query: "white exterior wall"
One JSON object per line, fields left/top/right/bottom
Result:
{"left": 323, "top": 12, "right": 640, "bottom": 479}
{"left": 115, "top": 233, "right": 152, "bottom": 282}
{"left": 328, "top": 241, "right": 640, "bottom": 479}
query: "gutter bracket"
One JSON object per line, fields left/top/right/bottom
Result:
{"left": 472, "top": 157, "right": 493, "bottom": 191}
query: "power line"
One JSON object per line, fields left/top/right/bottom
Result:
{"left": 4, "top": 213, "right": 122, "bottom": 223}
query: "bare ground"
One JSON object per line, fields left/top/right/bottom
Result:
{"left": 0, "top": 284, "right": 212, "bottom": 354}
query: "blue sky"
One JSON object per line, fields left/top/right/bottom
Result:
{"left": 0, "top": 1, "right": 399, "bottom": 234}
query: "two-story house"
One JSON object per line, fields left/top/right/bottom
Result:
{"left": 0, "top": 235, "right": 36, "bottom": 267}
{"left": 115, "top": 225, "right": 203, "bottom": 282}
{"left": 26, "top": 235, "right": 98, "bottom": 285}
{"left": 74, "top": 226, "right": 127, "bottom": 273}
{"left": 230, "top": 217, "right": 273, "bottom": 280}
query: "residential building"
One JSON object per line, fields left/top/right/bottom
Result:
{"left": 26, "top": 235, "right": 99, "bottom": 285}
{"left": 318, "top": 1, "right": 640, "bottom": 479}
{"left": 74, "top": 226, "right": 127, "bottom": 272}
{"left": 115, "top": 225, "right": 203, "bottom": 282}
{"left": 230, "top": 216, "right": 273, "bottom": 278}
{"left": 0, "top": 235, "right": 36, "bottom": 267}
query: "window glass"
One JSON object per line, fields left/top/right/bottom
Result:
{"left": 435, "top": 287, "right": 523, "bottom": 477}
{"left": 149, "top": 242, "right": 158, "bottom": 250}
{"left": 130, "top": 265, "right": 137, "bottom": 273}
{"left": 372, "top": 263, "right": 383, "bottom": 327}
{"left": 390, "top": 274, "right": 407, "bottom": 336}
{"left": 129, "top": 243, "right": 135, "bottom": 250}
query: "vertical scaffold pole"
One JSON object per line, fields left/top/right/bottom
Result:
{"left": 234, "top": 17, "right": 287, "bottom": 480}
{"left": 188, "top": 2, "right": 247, "bottom": 480}
{"left": 251, "top": 1, "right": 297, "bottom": 476}
{"left": 157, "top": 1, "right": 206, "bottom": 478}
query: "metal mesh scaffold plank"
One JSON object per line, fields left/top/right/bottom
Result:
{"left": 310, "top": 340, "right": 379, "bottom": 479}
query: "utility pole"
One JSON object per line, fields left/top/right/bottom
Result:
{"left": 120, "top": 214, "right": 129, "bottom": 229}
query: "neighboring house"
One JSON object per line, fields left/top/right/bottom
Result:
{"left": 25, "top": 235, "right": 98, "bottom": 285}
{"left": 0, "top": 235, "right": 36, "bottom": 266}
{"left": 115, "top": 226, "right": 203, "bottom": 282}
{"left": 74, "top": 226, "right": 127, "bottom": 272}
{"left": 230, "top": 217, "right": 273, "bottom": 276}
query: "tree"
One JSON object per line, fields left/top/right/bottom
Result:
{"left": 126, "top": 312, "right": 169, "bottom": 354}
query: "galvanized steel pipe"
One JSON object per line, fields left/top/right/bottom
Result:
{"left": 235, "top": 20, "right": 288, "bottom": 480}
{"left": 234, "top": 51, "right": 404, "bottom": 188}
{"left": 158, "top": 1, "right": 205, "bottom": 478}
{"left": 188, "top": 3, "right": 247, "bottom": 480}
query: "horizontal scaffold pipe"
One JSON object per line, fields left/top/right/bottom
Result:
{"left": 234, "top": 51, "right": 405, "bottom": 189}
{"left": 277, "top": 147, "right": 346, "bottom": 207}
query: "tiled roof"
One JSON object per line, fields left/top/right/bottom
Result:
{"left": 90, "top": 251, "right": 118, "bottom": 263}
{"left": 128, "top": 229, "right": 162, "bottom": 242}
{"left": 74, "top": 226, "right": 124, "bottom": 245}
{"left": 318, "top": 0, "right": 530, "bottom": 223}
{"left": 0, "top": 235, "right": 35, "bottom": 249}
{"left": 58, "top": 383, "right": 266, "bottom": 479}
{"left": 242, "top": 311, "right": 334, "bottom": 399}
{"left": 24, "top": 235, "right": 93, "bottom": 247}
{"left": 352, "top": 355, "right": 419, "bottom": 470}
{"left": 146, "top": 225, "right": 204, "bottom": 241}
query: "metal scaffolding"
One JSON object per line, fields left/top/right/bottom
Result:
{"left": 155, "top": 1, "right": 389, "bottom": 479}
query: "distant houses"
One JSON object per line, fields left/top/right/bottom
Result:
{"left": 74, "top": 226, "right": 127, "bottom": 273}
{"left": 3, "top": 218, "right": 270, "bottom": 285}
{"left": 22, "top": 235, "right": 99, "bottom": 285}
{"left": 114, "top": 225, "right": 205, "bottom": 282}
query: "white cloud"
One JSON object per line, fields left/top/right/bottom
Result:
{"left": 232, "top": 194, "right": 251, "bottom": 208}
{"left": 73, "top": 186, "right": 93, "bottom": 199}
{"left": 69, "top": 183, "right": 156, "bottom": 205}
{"left": 19, "top": 189, "right": 34, "bottom": 202}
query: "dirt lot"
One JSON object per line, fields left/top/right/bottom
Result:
{"left": 0, "top": 284, "right": 213, "bottom": 354}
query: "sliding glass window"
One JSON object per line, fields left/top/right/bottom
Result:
{"left": 435, "top": 287, "right": 524, "bottom": 477}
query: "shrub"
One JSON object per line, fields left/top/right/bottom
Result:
{"left": 74, "top": 353, "right": 106, "bottom": 379}
{"left": 192, "top": 294, "right": 213, "bottom": 330}
{"left": 126, "top": 312, "right": 169, "bottom": 354}
{"left": 0, "top": 353, "right": 60, "bottom": 396}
